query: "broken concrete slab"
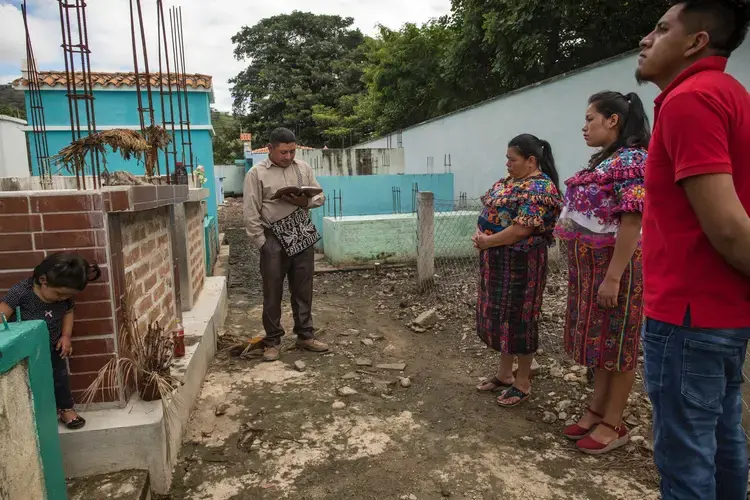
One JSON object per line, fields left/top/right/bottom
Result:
{"left": 355, "top": 358, "right": 373, "bottom": 367}
{"left": 376, "top": 363, "right": 407, "bottom": 371}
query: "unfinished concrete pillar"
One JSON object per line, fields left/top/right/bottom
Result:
{"left": 417, "top": 191, "right": 435, "bottom": 291}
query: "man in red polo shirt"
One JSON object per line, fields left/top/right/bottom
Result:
{"left": 637, "top": 1, "right": 750, "bottom": 498}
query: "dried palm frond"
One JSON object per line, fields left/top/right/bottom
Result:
{"left": 218, "top": 332, "right": 264, "bottom": 357}
{"left": 52, "top": 126, "right": 172, "bottom": 179}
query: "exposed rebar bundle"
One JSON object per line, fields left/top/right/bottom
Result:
{"left": 22, "top": 0, "right": 52, "bottom": 189}
{"left": 57, "top": 0, "right": 101, "bottom": 189}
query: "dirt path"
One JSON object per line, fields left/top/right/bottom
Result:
{"left": 164, "top": 200, "right": 659, "bottom": 500}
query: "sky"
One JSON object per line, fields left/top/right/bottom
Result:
{"left": 0, "top": 0, "right": 452, "bottom": 111}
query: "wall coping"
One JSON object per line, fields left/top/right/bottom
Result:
{"left": 187, "top": 187, "right": 209, "bottom": 203}
{"left": 0, "top": 185, "right": 190, "bottom": 213}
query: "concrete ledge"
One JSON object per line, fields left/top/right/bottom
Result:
{"left": 59, "top": 276, "right": 228, "bottom": 494}
{"left": 187, "top": 187, "right": 210, "bottom": 203}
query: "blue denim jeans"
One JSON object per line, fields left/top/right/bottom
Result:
{"left": 643, "top": 317, "right": 750, "bottom": 500}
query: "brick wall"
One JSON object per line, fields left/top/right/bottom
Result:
{"left": 120, "top": 207, "right": 177, "bottom": 335}
{"left": 0, "top": 193, "right": 117, "bottom": 403}
{"left": 185, "top": 202, "right": 205, "bottom": 305}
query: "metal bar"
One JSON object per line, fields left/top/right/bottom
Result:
{"left": 176, "top": 7, "right": 195, "bottom": 179}
{"left": 134, "top": 0, "right": 160, "bottom": 179}
{"left": 128, "top": 0, "right": 146, "bottom": 133}
{"left": 156, "top": 0, "right": 173, "bottom": 183}
{"left": 74, "top": 0, "right": 101, "bottom": 188}
{"left": 22, "top": 1, "right": 52, "bottom": 188}
{"left": 169, "top": 8, "right": 187, "bottom": 176}
{"left": 58, "top": 0, "right": 81, "bottom": 189}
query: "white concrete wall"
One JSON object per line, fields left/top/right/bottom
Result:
{"left": 298, "top": 148, "right": 405, "bottom": 177}
{"left": 0, "top": 115, "right": 30, "bottom": 178}
{"left": 355, "top": 43, "right": 750, "bottom": 197}
{"left": 215, "top": 164, "right": 245, "bottom": 195}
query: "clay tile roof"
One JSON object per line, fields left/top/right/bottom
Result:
{"left": 12, "top": 71, "right": 212, "bottom": 90}
{"left": 251, "top": 145, "right": 315, "bottom": 154}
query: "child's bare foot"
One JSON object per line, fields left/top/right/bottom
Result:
{"left": 59, "top": 408, "right": 86, "bottom": 430}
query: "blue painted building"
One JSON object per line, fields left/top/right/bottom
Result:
{"left": 12, "top": 71, "right": 218, "bottom": 217}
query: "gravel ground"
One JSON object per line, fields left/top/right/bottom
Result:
{"left": 162, "top": 197, "right": 659, "bottom": 500}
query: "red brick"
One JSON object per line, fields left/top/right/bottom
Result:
{"left": 72, "top": 387, "right": 119, "bottom": 404}
{"left": 42, "top": 212, "right": 103, "bottom": 231}
{"left": 157, "top": 234, "right": 169, "bottom": 247}
{"left": 123, "top": 247, "right": 140, "bottom": 268}
{"left": 0, "top": 215, "right": 41, "bottom": 233}
{"left": 149, "top": 255, "right": 162, "bottom": 271}
{"left": 143, "top": 273, "right": 157, "bottom": 293}
{"left": 76, "top": 283, "right": 111, "bottom": 302}
{"left": 151, "top": 282, "right": 166, "bottom": 301}
{"left": 48, "top": 247, "right": 108, "bottom": 266}
{"left": 136, "top": 295, "right": 153, "bottom": 316}
{"left": 68, "top": 371, "right": 115, "bottom": 392}
{"left": 131, "top": 186, "right": 157, "bottom": 204}
{"left": 0, "top": 234, "right": 33, "bottom": 252}
{"left": 0, "top": 197, "right": 29, "bottom": 214}
{"left": 159, "top": 262, "right": 171, "bottom": 278}
{"left": 0, "top": 251, "right": 45, "bottom": 271}
{"left": 34, "top": 231, "right": 98, "bottom": 250}
{"left": 95, "top": 230, "right": 107, "bottom": 247}
{"left": 73, "top": 301, "right": 113, "bottom": 320}
{"left": 68, "top": 354, "right": 115, "bottom": 374}
{"left": 71, "top": 337, "right": 115, "bottom": 355}
{"left": 0, "top": 271, "right": 30, "bottom": 289}
{"left": 96, "top": 265, "right": 110, "bottom": 284}
{"left": 105, "top": 191, "right": 130, "bottom": 212}
{"left": 148, "top": 307, "right": 161, "bottom": 324}
{"left": 132, "top": 261, "right": 150, "bottom": 279}
{"left": 139, "top": 239, "right": 156, "bottom": 257}
{"left": 31, "top": 195, "right": 94, "bottom": 213}
{"left": 73, "top": 318, "right": 115, "bottom": 336}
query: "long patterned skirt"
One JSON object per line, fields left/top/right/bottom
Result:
{"left": 476, "top": 245, "right": 548, "bottom": 355}
{"left": 563, "top": 239, "right": 644, "bottom": 371}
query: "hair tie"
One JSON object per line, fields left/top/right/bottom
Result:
{"left": 87, "top": 264, "right": 102, "bottom": 282}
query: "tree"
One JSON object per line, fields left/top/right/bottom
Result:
{"left": 0, "top": 84, "right": 26, "bottom": 120}
{"left": 358, "top": 21, "right": 455, "bottom": 136}
{"left": 445, "top": 0, "right": 670, "bottom": 104}
{"left": 211, "top": 110, "right": 243, "bottom": 165}
{"left": 230, "top": 11, "right": 368, "bottom": 147}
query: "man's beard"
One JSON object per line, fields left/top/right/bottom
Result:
{"left": 635, "top": 69, "right": 648, "bottom": 86}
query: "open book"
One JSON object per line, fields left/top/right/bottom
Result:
{"left": 271, "top": 186, "right": 323, "bottom": 200}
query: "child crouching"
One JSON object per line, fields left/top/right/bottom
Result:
{"left": 0, "top": 253, "right": 100, "bottom": 430}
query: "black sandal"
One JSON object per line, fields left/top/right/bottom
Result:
{"left": 476, "top": 376, "right": 513, "bottom": 393}
{"left": 59, "top": 409, "right": 86, "bottom": 430}
{"left": 496, "top": 386, "right": 530, "bottom": 408}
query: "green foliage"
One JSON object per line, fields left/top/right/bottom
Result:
{"left": 211, "top": 110, "right": 243, "bottom": 164}
{"left": 0, "top": 84, "right": 26, "bottom": 120}
{"left": 230, "top": 3, "right": 670, "bottom": 145}
{"left": 230, "top": 11, "right": 368, "bottom": 147}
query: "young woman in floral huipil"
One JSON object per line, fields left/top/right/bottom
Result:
{"left": 554, "top": 91, "right": 650, "bottom": 455}
{"left": 474, "top": 134, "right": 563, "bottom": 408}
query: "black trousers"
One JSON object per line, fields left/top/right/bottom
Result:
{"left": 50, "top": 343, "right": 75, "bottom": 410}
{"left": 259, "top": 232, "right": 315, "bottom": 346}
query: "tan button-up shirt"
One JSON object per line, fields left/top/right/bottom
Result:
{"left": 243, "top": 157, "right": 325, "bottom": 249}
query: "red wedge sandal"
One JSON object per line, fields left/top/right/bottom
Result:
{"left": 576, "top": 421, "right": 629, "bottom": 455}
{"left": 563, "top": 407, "right": 603, "bottom": 441}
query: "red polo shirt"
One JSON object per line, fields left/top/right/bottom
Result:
{"left": 643, "top": 56, "right": 750, "bottom": 328}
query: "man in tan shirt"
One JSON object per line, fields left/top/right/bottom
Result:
{"left": 243, "top": 127, "right": 329, "bottom": 361}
